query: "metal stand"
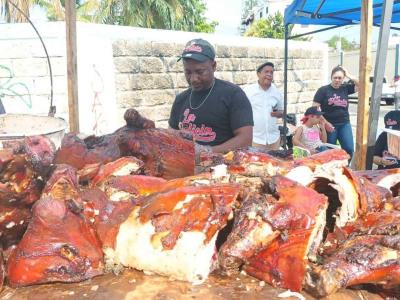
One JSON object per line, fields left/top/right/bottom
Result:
{"left": 395, "top": 91, "right": 400, "bottom": 110}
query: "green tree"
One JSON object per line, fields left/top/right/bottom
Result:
{"left": 95, "top": 0, "right": 216, "bottom": 32}
{"left": 241, "top": 0, "right": 262, "bottom": 19}
{"left": 0, "top": 0, "right": 32, "bottom": 22}
{"left": 1, "top": 0, "right": 217, "bottom": 33}
{"left": 245, "top": 12, "right": 285, "bottom": 39}
{"left": 244, "top": 11, "right": 310, "bottom": 41}
{"left": 326, "top": 35, "right": 358, "bottom": 51}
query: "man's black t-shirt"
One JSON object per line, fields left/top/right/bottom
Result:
{"left": 313, "top": 83, "right": 355, "bottom": 124}
{"left": 374, "top": 132, "right": 400, "bottom": 169}
{"left": 168, "top": 78, "right": 254, "bottom": 146}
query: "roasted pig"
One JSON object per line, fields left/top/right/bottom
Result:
{"left": 224, "top": 148, "right": 349, "bottom": 186}
{"left": 0, "top": 136, "right": 56, "bottom": 248}
{"left": 6, "top": 165, "right": 104, "bottom": 287}
{"left": 305, "top": 234, "right": 400, "bottom": 297}
{"left": 56, "top": 109, "right": 195, "bottom": 180}
{"left": 355, "top": 168, "right": 400, "bottom": 197}
{"left": 0, "top": 136, "right": 56, "bottom": 205}
{"left": 220, "top": 176, "right": 327, "bottom": 291}
{"left": 104, "top": 183, "right": 240, "bottom": 284}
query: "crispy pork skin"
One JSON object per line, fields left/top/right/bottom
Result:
{"left": 0, "top": 136, "right": 56, "bottom": 248}
{"left": 90, "top": 157, "right": 144, "bottom": 187}
{"left": 104, "top": 184, "right": 240, "bottom": 284}
{"left": 6, "top": 196, "right": 104, "bottom": 287}
{"left": 220, "top": 176, "right": 327, "bottom": 291}
{"left": 117, "top": 127, "right": 194, "bottom": 179}
{"left": 6, "top": 165, "right": 104, "bottom": 287}
{"left": 344, "top": 168, "right": 393, "bottom": 213}
{"left": 54, "top": 133, "right": 120, "bottom": 170}
{"left": 219, "top": 192, "right": 279, "bottom": 275}
{"left": 305, "top": 234, "right": 400, "bottom": 297}
{"left": 224, "top": 148, "right": 349, "bottom": 188}
{"left": 124, "top": 108, "right": 155, "bottom": 129}
{"left": 56, "top": 109, "right": 195, "bottom": 180}
{"left": 355, "top": 168, "right": 400, "bottom": 197}
{"left": 0, "top": 204, "right": 31, "bottom": 249}
{"left": 0, "top": 249, "right": 4, "bottom": 291}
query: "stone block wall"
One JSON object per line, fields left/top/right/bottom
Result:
{"left": 113, "top": 36, "right": 328, "bottom": 128}
{"left": 0, "top": 22, "right": 328, "bottom": 134}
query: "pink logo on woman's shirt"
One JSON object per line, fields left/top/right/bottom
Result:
{"left": 327, "top": 94, "right": 348, "bottom": 107}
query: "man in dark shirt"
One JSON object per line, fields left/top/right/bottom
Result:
{"left": 169, "top": 39, "right": 253, "bottom": 153}
{"left": 373, "top": 110, "right": 400, "bottom": 169}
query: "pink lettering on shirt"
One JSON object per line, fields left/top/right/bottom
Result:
{"left": 327, "top": 94, "right": 348, "bottom": 107}
{"left": 179, "top": 108, "right": 216, "bottom": 142}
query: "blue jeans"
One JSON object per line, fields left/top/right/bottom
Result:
{"left": 316, "top": 145, "right": 329, "bottom": 153}
{"left": 327, "top": 122, "right": 354, "bottom": 158}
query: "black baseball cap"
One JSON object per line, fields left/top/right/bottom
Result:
{"left": 304, "top": 107, "right": 324, "bottom": 116}
{"left": 257, "top": 62, "right": 274, "bottom": 73}
{"left": 178, "top": 39, "right": 216, "bottom": 62}
{"left": 384, "top": 110, "right": 400, "bottom": 130}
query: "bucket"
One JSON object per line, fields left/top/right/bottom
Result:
{"left": 0, "top": 114, "right": 67, "bottom": 149}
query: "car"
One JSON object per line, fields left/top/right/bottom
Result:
{"left": 349, "top": 76, "right": 395, "bottom": 105}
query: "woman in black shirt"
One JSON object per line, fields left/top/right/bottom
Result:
{"left": 313, "top": 66, "right": 359, "bottom": 158}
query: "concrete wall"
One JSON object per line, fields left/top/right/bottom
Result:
{"left": 0, "top": 21, "right": 328, "bottom": 134}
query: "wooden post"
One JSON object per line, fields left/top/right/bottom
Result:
{"left": 65, "top": 0, "right": 79, "bottom": 133}
{"left": 354, "top": 0, "right": 372, "bottom": 170}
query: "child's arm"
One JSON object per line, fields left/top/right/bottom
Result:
{"left": 319, "top": 124, "right": 327, "bottom": 143}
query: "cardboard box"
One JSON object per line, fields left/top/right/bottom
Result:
{"left": 384, "top": 128, "right": 400, "bottom": 157}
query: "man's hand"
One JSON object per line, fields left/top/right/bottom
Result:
{"left": 381, "top": 157, "right": 397, "bottom": 166}
{"left": 270, "top": 110, "right": 283, "bottom": 118}
{"left": 194, "top": 143, "right": 213, "bottom": 163}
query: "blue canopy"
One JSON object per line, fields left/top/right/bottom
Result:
{"left": 285, "top": 0, "right": 400, "bottom": 26}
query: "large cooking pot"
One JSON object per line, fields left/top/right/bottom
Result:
{"left": 0, "top": 114, "right": 67, "bottom": 149}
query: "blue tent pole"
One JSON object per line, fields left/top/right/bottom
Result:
{"left": 284, "top": 24, "right": 289, "bottom": 150}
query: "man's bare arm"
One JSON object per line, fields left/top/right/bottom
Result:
{"left": 211, "top": 126, "right": 253, "bottom": 153}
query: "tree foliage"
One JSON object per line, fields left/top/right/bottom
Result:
{"left": 326, "top": 35, "right": 358, "bottom": 51}
{"left": 245, "top": 12, "right": 286, "bottom": 39}
{"left": 244, "top": 11, "right": 310, "bottom": 41}
{"left": 0, "top": 0, "right": 31, "bottom": 22}
{"left": 241, "top": 0, "right": 262, "bottom": 19}
{"left": 0, "top": 0, "right": 217, "bottom": 33}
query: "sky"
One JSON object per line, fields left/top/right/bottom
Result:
{"left": 202, "top": 0, "right": 387, "bottom": 46}
{"left": 204, "top": 0, "right": 243, "bottom": 36}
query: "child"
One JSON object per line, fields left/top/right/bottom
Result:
{"left": 293, "top": 107, "right": 327, "bottom": 154}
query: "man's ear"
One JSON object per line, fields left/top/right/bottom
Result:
{"left": 212, "top": 60, "right": 217, "bottom": 71}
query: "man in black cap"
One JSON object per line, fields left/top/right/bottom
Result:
{"left": 169, "top": 38, "right": 253, "bottom": 154}
{"left": 373, "top": 110, "right": 400, "bottom": 169}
